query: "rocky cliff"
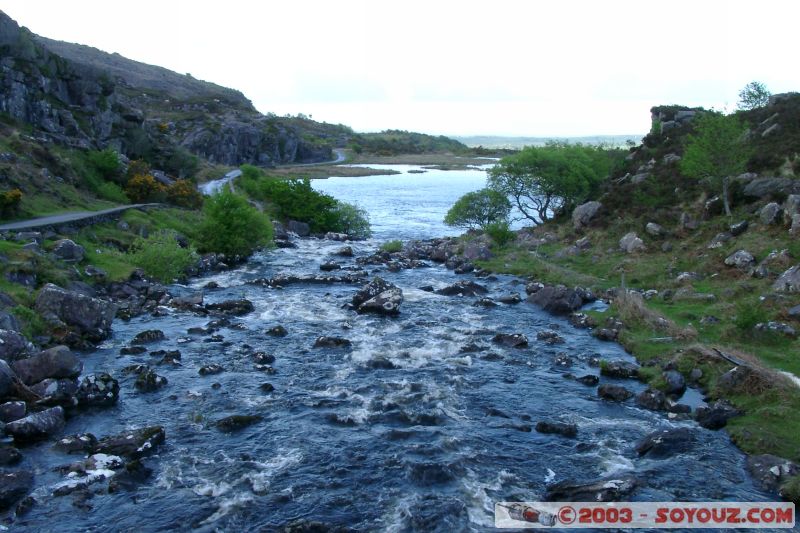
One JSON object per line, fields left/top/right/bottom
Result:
{"left": 0, "top": 10, "right": 338, "bottom": 166}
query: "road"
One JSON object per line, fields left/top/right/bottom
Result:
{"left": 198, "top": 149, "right": 347, "bottom": 196}
{"left": 0, "top": 204, "right": 161, "bottom": 232}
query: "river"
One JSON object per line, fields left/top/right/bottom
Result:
{"left": 12, "top": 164, "right": 776, "bottom": 532}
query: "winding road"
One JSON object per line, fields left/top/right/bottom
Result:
{"left": 0, "top": 203, "right": 161, "bottom": 232}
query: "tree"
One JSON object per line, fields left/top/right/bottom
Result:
{"left": 197, "top": 190, "right": 273, "bottom": 257}
{"left": 737, "top": 81, "right": 771, "bottom": 110}
{"left": 680, "top": 112, "right": 751, "bottom": 216}
{"left": 487, "top": 144, "right": 614, "bottom": 225}
{"left": 444, "top": 188, "right": 511, "bottom": 229}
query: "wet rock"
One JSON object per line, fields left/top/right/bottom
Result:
{"left": 287, "top": 220, "right": 310, "bottom": 237}
{"left": 259, "top": 383, "right": 275, "bottom": 393}
{"left": 93, "top": 426, "right": 165, "bottom": 458}
{"left": 0, "top": 359, "right": 39, "bottom": 402}
{"left": 334, "top": 246, "right": 354, "bottom": 257}
{"left": 600, "top": 360, "right": 640, "bottom": 379}
{"left": 619, "top": 232, "right": 645, "bottom": 253}
{"left": 635, "top": 388, "right": 668, "bottom": 411}
{"left": 453, "top": 262, "right": 475, "bottom": 274}
{"left": 473, "top": 297, "right": 496, "bottom": 308}
{"left": 597, "top": 384, "right": 633, "bottom": 402}
{"left": 253, "top": 272, "right": 368, "bottom": 288}
{"left": 730, "top": 220, "right": 749, "bottom": 236}
{"left": 535, "top": 421, "right": 577, "bottom": 438}
{"left": 0, "top": 445, "right": 21, "bottom": 465}
{"left": 576, "top": 375, "right": 599, "bottom": 386}
{"left": 34, "top": 284, "right": 117, "bottom": 343}
{"left": 695, "top": 401, "right": 742, "bottom": 429}
{"left": 662, "top": 370, "right": 686, "bottom": 396}
{"left": 131, "top": 329, "right": 165, "bottom": 344}
{"left": 267, "top": 325, "right": 288, "bottom": 337}
{"left": 313, "top": 336, "right": 352, "bottom": 349}
{"left": 0, "top": 329, "right": 33, "bottom": 361}
{"left": 569, "top": 312, "right": 596, "bottom": 329}
{"left": 572, "top": 201, "right": 602, "bottom": 230}
{"left": 76, "top": 373, "right": 120, "bottom": 407}
{"left": 635, "top": 428, "right": 695, "bottom": 458}
{"left": 592, "top": 328, "right": 618, "bottom": 341}
{"left": 282, "top": 519, "right": 352, "bottom": 533}
{"left": 435, "top": 280, "right": 488, "bottom": 297}
{"left": 53, "top": 433, "right": 99, "bottom": 454}
{"left": 773, "top": 265, "right": 800, "bottom": 292}
{"left": 0, "top": 470, "right": 33, "bottom": 511}
{"left": 204, "top": 281, "right": 219, "bottom": 289}
{"left": 746, "top": 454, "right": 800, "bottom": 492}
{"left": 204, "top": 299, "right": 254, "bottom": 316}
{"left": 119, "top": 345, "right": 147, "bottom": 355}
{"left": 216, "top": 414, "right": 263, "bottom": 431}
{"left": 6, "top": 406, "right": 65, "bottom": 442}
{"left": 108, "top": 459, "right": 153, "bottom": 493}
{"left": 0, "top": 400, "right": 25, "bottom": 422}
{"left": 30, "top": 378, "right": 78, "bottom": 405}
{"left": 527, "top": 285, "right": 585, "bottom": 315}
{"left": 545, "top": 475, "right": 637, "bottom": 502}
{"left": 724, "top": 250, "right": 756, "bottom": 271}
{"left": 11, "top": 345, "right": 82, "bottom": 385}
{"left": 491, "top": 333, "right": 528, "bottom": 348}
{"left": 497, "top": 293, "right": 521, "bottom": 304}
{"left": 253, "top": 352, "right": 276, "bottom": 364}
{"left": 536, "top": 330, "right": 564, "bottom": 344}
{"left": 320, "top": 261, "right": 341, "bottom": 272}
{"left": 170, "top": 292, "right": 203, "bottom": 309}
{"left": 352, "top": 277, "right": 403, "bottom": 316}
{"left": 198, "top": 364, "right": 224, "bottom": 376}
{"left": 134, "top": 368, "right": 168, "bottom": 392}
{"left": 52, "top": 239, "right": 85, "bottom": 262}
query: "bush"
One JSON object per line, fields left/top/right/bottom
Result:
{"left": 126, "top": 174, "right": 167, "bottom": 203}
{"left": 484, "top": 221, "right": 515, "bottom": 247}
{"left": 734, "top": 302, "right": 768, "bottom": 332}
{"left": 198, "top": 190, "right": 273, "bottom": 257}
{"left": 328, "top": 201, "right": 371, "bottom": 239}
{"left": 380, "top": 240, "right": 403, "bottom": 253}
{"left": 87, "top": 148, "right": 121, "bottom": 182}
{"left": 126, "top": 160, "right": 151, "bottom": 183}
{"left": 0, "top": 189, "right": 23, "bottom": 218}
{"left": 128, "top": 230, "right": 198, "bottom": 283}
{"left": 444, "top": 188, "right": 511, "bottom": 229}
{"left": 167, "top": 179, "right": 204, "bottom": 209}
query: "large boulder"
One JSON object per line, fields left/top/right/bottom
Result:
{"left": 0, "top": 359, "right": 39, "bottom": 403}
{"left": 746, "top": 455, "right": 799, "bottom": 492}
{"left": 724, "top": 250, "right": 756, "bottom": 271}
{"left": 742, "top": 178, "right": 800, "bottom": 199}
{"left": 5, "top": 406, "right": 65, "bottom": 442}
{"left": 352, "top": 277, "right": 403, "bottom": 316}
{"left": 760, "top": 202, "right": 783, "bottom": 225}
{"left": 462, "top": 242, "right": 492, "bottom": 261}
{"left": 527, "top": 285, "right": 585, "bottom": 315}
{"left": 51, "top": 239, "right": 85, "bottom": 262}
{"left": 11, "top": 346, "right": 82, "bottom": 385}
{"left": 619, "top": 232, "right": 645, "bottom": 253}
{"left": 76, "top": 373, "right": 120, "bottom": 407}
{"left": 773, "top": 265, "right": 800, "bottom": 292}
{"left": 572, "top": 201, "right": 602, "bottom": 230}
{"left": 0, "top": 329, "right": 31, "bottom": 361}
{"left": 34, "top": 284, "right": 117, "bottom": 342}
{"left": 635, "top": 428, "right": 695, "bottom": 458}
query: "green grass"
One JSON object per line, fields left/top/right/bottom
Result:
{"left": 380, "top": 240, "right": 403, "bottom": 253}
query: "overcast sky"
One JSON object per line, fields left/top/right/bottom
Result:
{"left": 3, "top": 1, "right": 799, "bottom": 136}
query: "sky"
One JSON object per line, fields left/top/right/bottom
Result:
{"left": 3, "top": 0, "right": 799, "bottom": 137}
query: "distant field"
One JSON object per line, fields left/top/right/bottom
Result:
{"left": 454, "top": 134, "right": 644, "bottom": 149}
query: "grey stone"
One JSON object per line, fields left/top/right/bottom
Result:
{"left": 598, "top": 384, "right": 633, "bottom": 402}
{"left": 0, "top": 470, "right": 33, "bottom": 511}
{"left": 545, "top": 475, "right": 637, "bottom": 502}
{"left": 600, "top": 360, "right": 640, "bottom": 379}
{"left": 773, "top": 265, "right": 800, "bottom": 292}
{"left": 0, "top": 329, "right": 31, "bottom": 361}
{"left": 287, "top": 220, "right": 310, "bottom": 237}
{"left": 635, "top": 428, "right": 695, "bottom": 458}
{"left": 619, "top": 232, "right": 645, "bottom": 253}
{"left": 729, "top": 220, "right": 749, "bottom": 236}
{"left": 527, "top": 285, "right": 585, "bottom": 315}
{"left": 51, "top": 239, "right": 85, "bottom": 262}
{"left": 11, "top": 345, "right": 82, "bottom": 385}
{"left": 743, "top": 178, "right": 800, "bottom": 199}
{"left": 760, "top": 202, "right": 783, "bottom": 225}
{"left": 724, "top": 250, "right": 756, "bottom": 271}
{"left": 93, "top": 426, "right": 165, "bottom": 458}
{"left": 35, "top": 284, "right": 117, "bottom": 343}
{"left": 5, "top": 406, "right": 65, "bottom": 442}
{"left": 662, "top": 370, "right": 686, "bottom": 396}
{"left": 746, "top": 455, "right": 799, "bottom": 492}
{"left": 463, "top": 243, "right": 492, "bottom": 261}
{"left": 0, "top": 401, "right": 26, "bottom": 422}
{"left": 645, "top": 222, "right": 664, "bottom": 236}
{"left": 76, "top": 373, "right": 119, "bottom": 407}
{"left": 572, "top": 201, "right": 602, "bottom": 230}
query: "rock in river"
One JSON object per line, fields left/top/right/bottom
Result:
{"left": 313, "top": 336, "right": 352, "bottom": 349}
{"left": 492, "top": 333, "right": 529, "bottom": 348}
{"left": 598, "top": 384, "right": 633, "bottom": 402}
{"left": 216, "top": 414, "right": 263, "bottom": 431}
{"left": 535, "top": 421, "right": 577, "bottom": 438}
{"left": 545, "top": 475, "right": 638, "bottom": 502}
{"left": 435, "top": 280, "right": 488, "bottom": 297}
{"left": 204, "top": 299, "right": 255, "bottom": 316}
{"left": 11, "top": 345, "right": 83, "bottom": 385}
{"left": 5, "top": 406, "right": 65, "bottom": 442}
{"left": 600, "top": 359, "right": 640, "bottom": 379}
{"left": 352, "top": 277, "right": 404, "bottom": 316}
{"left": 0, "top": 470, "right": 33, "bottom": 511}
{"left": 93, "top": 426, "right": 165, "bottom": 459}
{"left": 635, "top": 428, "right": 696, "bottom": 458}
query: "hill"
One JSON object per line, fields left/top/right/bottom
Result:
{"left": 455, "top": 134, "right": 644, "bottom": 149}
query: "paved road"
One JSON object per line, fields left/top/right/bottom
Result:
{"left": 0, "top": 204, "right": 160, "bottom": 232}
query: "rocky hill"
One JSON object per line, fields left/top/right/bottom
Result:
{"left": 0, "top": 10, "right": 344, "bottom": 169}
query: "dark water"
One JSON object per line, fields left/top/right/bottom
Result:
{"left": 11, "top": 166, "right": 777, "bottom": 532}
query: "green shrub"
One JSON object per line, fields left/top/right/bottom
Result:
{"left": 444, "top": 188, "right": 511, "bottom": 229}
{"left": 198, "top": 190, "right": 273, "bottom": 257}
{"left": 380, "top": 240, "right": 403, "bottom": 253}
{"left": 734, "top": 302, "right": 768, "bottom": 332}
{"left": 93, "top": 181, "right": 129, "bottom": 203}
{"left": 484, "top": 221, "right": 515, "bottom": 247}
{"left": 128, "top": 230, "right": 198, "bottom": 283}
{"left": 11, "top": 305, "right": 48, "bottom": 340}
{"left": 87, "top": 148, "right": 121, "bottom": 181}
{"left": 329, "top": 201, "right": 371, "bottom": 239}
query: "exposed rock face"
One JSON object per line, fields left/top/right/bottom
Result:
{"left": 619, "top": 232, "right": 646, "bottom": 253}
{"left": 351, "top": 277, "right": 403, "bottom": 316}
{"left": 572, "top": 201, "right": 602, "bottom": 230}
{"left": 35, "top": 284, "right": 117, "bottom": 343}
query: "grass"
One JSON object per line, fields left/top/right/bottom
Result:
{"left": 380, "top": 240, "right": 403, "bottom": 253}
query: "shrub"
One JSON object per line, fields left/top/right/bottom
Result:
{"left": 198, "top": 190, "right": 273, "bottom": 257}
{"left": 87, "top": 148, "right": 121, "bottom": 181}
{"left": 126, "top": 174, "right": 167, "bottom": 203}
{"left": 128, "top": 229, "right": 198, "bottom": 283}
{"left": 126, "top": 160, "right": 151, "bottom": 182}
{"left": 444, "top": 188, "right": 511, "bottom": 229}
{"left": 328, "top": 201, "right": 371, "bottom": 239}
{"left": 484, "top": 221, "right": 515, "bottom": 247}
{"left": 380, "top": 240, "right": 403, "bottom": 253}
{"left": 734, "top": 302, "right": 768, "bottom": 332}
{"left": 0, "top": 189, "right": 23, "bottom": 218}
{"left": 167, "top": 179, "right": 204, "bottom": 209}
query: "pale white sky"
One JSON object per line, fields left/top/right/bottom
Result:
{"left": 3, "top": 0, "right": 799, "bottom": 136}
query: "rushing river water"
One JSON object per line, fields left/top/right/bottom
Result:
{"left": 13, "top": 165, "right": 777, "bottom": 531}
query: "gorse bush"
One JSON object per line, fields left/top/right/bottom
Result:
{"left": 167, "top": 179, "right": 204, "bottom": 209}
{"left": 0, "top": 189, "right": 23, "bottom": 219}
{"left": 125, "top": 174, "right": 167, "bottom": 203}
{"left": 128, "top": 229, "right": 198, "bottom": 283}
{"left": 198, "top": 190, "right": 273, "bottom": 257}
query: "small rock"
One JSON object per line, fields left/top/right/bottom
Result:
{"left": 0, "top": 401, "right": 26, "bottom": 422}
{"left": 535, "top": 421, "right": 577, "bottom": 438}
{"left": 435, "top": 280, "right": 488, "bottom": 297}
{"left": 760, "top": 202, "right": 783, "bottom": 225}
{"left": 204, "top": 299, "right": 254, "bottom": 316}
{"left": 51, "top": 239, "right": 85, "bottom": 262}
{"left": 746, "top": 454, "right": 800, "bottom": 492}
{"left": 729, "top": 220, "right": 749, "bottom": 236}
{"left": 619, "top": 232, "right": 645, "bottom": 253}
{"left": 266, "top": 325, "right": 288, "bottom": 337}
{"left": 320, "top": 261, "right": 341, "bottom": 272}
{"left": 0, "top": 470, "right": 34, "bottom": 511}
{"left": 131, "top": 330, "right": 165, "bottom": 345}
{"left": 334, "top": 246, "right": 354, "bottom": 257}
{"left": 695, "top": 401, "right": 742, "bottom": 429}
{"left": 259, "top": 383, "right": 274, "bottom": 393}
{"left": 598, "top": 384, "right": 633, "bottom": 402}
{"left": 662, "top": 370, "right": 686, "bottom": 396}
{"left": 724, "top": 250, "right": 756, "bottom": 271}
{"left": 216, "top": 414, "right": 263, "bottom": 431}
{"left": 0, "top": 445, "right": 22, "bottom": 466}
{"left": 491, "top": 333, "right": 528, "bottom": 348}
{"left": 645, "top": 222, "right": 665, "bottom": 237}
{"left": 76, "top": 373, "right": 120, "bottom": 407}
{"left": 198, "top": 364, "right": 224, "bottom": 376}
{"left": 545, "top": 475, "right": 637, "bottom": 502}
{"left": 134, "top": 368, "right": 168, "bottom": 392}
{"left": 536, "top": 330, "right": 564, "bottom": 344}
{"left": 635, "top": 428, "right": 695, "bottom": 458}
{"left": 600, "top": 360, "right": 640, "bottom": 379}
{"left": 576, "top": 375, "right": 599, "bottom": 386}
{"left": 93, "top": 426, "right": 165, "bottom": 458}
{"left": 635, "top": 388, "right": 668, "bottom": 411}
{"left": 313, "top": 336, "right": 352, "bottom": 349}
{"left": 53, "top": 433, "right": 98, "bottom": 454}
